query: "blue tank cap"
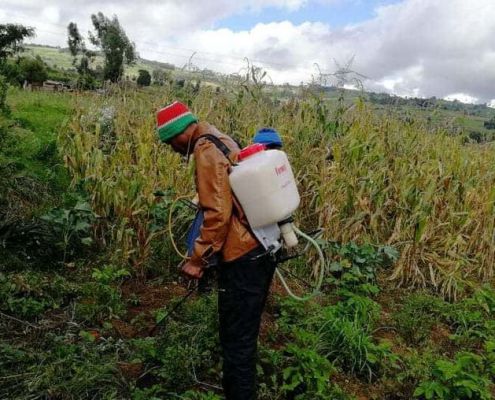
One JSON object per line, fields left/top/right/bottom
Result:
{"left": 253, "top": 128, "right": 283, "bottom": 147}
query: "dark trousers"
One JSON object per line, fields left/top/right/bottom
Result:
{"left": 218, "top": 247, "right": 276, "bottom": 400}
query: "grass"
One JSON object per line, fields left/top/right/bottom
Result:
{"left": 25, "top": 45, "right": 75, "bottom": 70}
{"left": 0, "top": 88, "right": 74, "bottom": 230}
{"left": 2, "top": 87, "right": 72, "bottom": 185}
{"left": 2, "top": 80, "right": 495, "bottom": 399}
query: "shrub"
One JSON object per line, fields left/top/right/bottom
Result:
{"left": 0, "top": 74, "right": 8, "bottom": 111}
{"left": 180, "top": 390, "right": 223, "bottom": 400}
{"left": 25, "top": 334, "right": 121, "bottom": 399}
{"left": 137, "top": 69, "right": 151, "bottom": 87}
{"left": 0, "top": 342, "right": 34, "bottom": 377}
{"left": 0, "top": 271, "right": 75, "bottom": 319}
{"left": 395, "top": 349, "right": 441, "bottom": 398}
{"left": 19, "top": 56, "right": 48, "bottom": 83}
{"left": 131, "top": 294, "right": 220, "bottom": 392}
{"left": 278, "top": 291, "right": 396, "bottom": 382}
{"left": 41, "top": 198, "right": 96, "bottom": 263}
{"left": 327, "top": 242, "right": 398, "bottom": 295}
{"left": 75, "top": 264, "right": 128, "bottom": 322}
{"left": 414, "top": 351, "right": 492, "bottom": 400}
{"left": 484, "top": 116, "right": 495, "bottom": 130}
{"left": 393, "top": 293, "right": 448, "bottom": 345}
{"left": 131, "top": 384, "right": 167, "bottom": 400}
{"left": 317, "top": 305, "right": 395, "bottom": 380}
{"left": 445, "top": 286, "right": 495, "bottom": 345}
{"left": 281, "top": 329, "right": 336, "bottom": 399}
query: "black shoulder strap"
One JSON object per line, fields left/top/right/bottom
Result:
{"left": 196, "top": 134, "right": 237, "bottom": 166}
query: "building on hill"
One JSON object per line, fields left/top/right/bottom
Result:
{"left": 42, "top": 80, "right": 71, "bottom": 91}
{"left": 24, "top": 80, "right": 72, "bottom": 92}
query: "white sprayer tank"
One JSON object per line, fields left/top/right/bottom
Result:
{"left": 229, "top": 144, "right": 300, "bottom": 232}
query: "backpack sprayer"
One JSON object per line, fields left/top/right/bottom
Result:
{"left": 229, "top": 142, "right": 325, "bottom": 301}
{"left": 167, "top": 137, "right": 326, "bottom": 302}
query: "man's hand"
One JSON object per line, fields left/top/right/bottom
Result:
{"left": 181, "top": 259, "right": 204, "bottom": 280}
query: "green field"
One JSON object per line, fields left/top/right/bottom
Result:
{"left": 2, "top": 69, "right": 495, "bottom": 399}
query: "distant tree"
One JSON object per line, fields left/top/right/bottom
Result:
{"left": 484, "top": 116, "right": 495, "bottom": 130}
{"left": 67, "top": 23, "right": 97, "bottom": 72}
{"left": 76, "top": 73, "right": 98, "bottom": 90}
{"left": 136, "top": 69, "right": 151, "bottom": 86}
{"left": 0, "top": 24, "right": 35, "bottom": 61}
{"left": 89, "top": 12, "right": 136, "bottom": 82}
{"left": 468, "top": 130, "right": 485, "bottom": 143}
{"left": 67, "top": 22, "right": 83, "bottom": 57}
{"left": 19, "top": 56, "right": 47, "bottom": 83}
{"left": 151, "top": 68, "right": 169, "bottom": 85}
{"left": 67, "top": 22, "right": 97, "bottom": 89}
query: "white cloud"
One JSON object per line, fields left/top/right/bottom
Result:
{"left": 0, "top": 0, "right": 494, "bottom": 102}
{"left": 444, "top": 93, "right": 479, "bottom": 104}
{"left": 488, "top": 100, "right": 495, "bottom": 108}
{"left": 371, "top": 65, "right": 424, "bottom": 97}
{"left": 41, "top": 6, "right": 61, "bottom": 24}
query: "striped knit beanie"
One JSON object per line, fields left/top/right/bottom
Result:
{"left": 156, "top": 101, "right": 198, "bottom": 143}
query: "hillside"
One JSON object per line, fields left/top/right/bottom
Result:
{"left": 25, "top": 44, "right": 495, "bottom": 142}
{"left": 25, "top": 44, "right": 176, "bottom": 78}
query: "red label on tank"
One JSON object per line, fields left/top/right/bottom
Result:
{"left": 275, "top": 164, "right": 287, "bottom": 175}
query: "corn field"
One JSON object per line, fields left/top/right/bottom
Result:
{"left": 60, "top": 82, "right": 495, "bottom": 297}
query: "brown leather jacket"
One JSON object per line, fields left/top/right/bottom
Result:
{"left": 189, "top": 122, "right": 259, "bottom": 266}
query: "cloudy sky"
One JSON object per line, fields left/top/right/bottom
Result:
{"left": 1, "top": 0, "right": 494, "bottom": 104}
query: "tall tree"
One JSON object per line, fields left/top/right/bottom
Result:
{"left": 89, "top": 12, "right": 136, "bottom": 82}
{"left": 67, "top": 22, "right": 97, "bottom": 89}
{"left": 67, "top": 23, "right": 95, "bottom": 74}
{"left": 67, "top": 22, "right": 84, "bottom": 58}
{"left": 0, "top": 24, "right": 35, "bottom": 61}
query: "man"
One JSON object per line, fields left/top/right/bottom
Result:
{"left": 156, "top": 101, "right": 276, "bottom": 400}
